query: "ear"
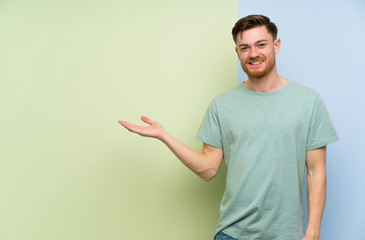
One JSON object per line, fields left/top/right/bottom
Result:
{"left": 274, "top": 38, "right": 281, "bottom": 54}
{"left": 235, "top": 47, "right": 240, "bottom": 58}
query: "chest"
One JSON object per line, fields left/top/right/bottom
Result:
{"left": 218, "top": 97, "right": 312, "bottom": 144}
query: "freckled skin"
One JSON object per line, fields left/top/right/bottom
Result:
{"left": 235, "top": 26, "right": 280, "bottom": 79}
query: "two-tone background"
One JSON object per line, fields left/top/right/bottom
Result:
{"left": 0, "top": 0, "right": 363, "bottom": 239}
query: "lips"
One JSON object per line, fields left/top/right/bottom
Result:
{"left": 246, "top": 59, "right": 265, "bottom": 67}
{"left": 249, "top": 60, "right": 264, "bottom": 65}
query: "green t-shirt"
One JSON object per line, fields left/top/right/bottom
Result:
{"left": 197, "top": 80, "right": 339, "bottom": 240}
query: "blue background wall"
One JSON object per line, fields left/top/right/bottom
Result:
{"left": 238, "top": 0, "right": 365, "bottom": 239}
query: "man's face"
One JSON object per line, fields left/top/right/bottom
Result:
{"left": 235, "top": 26, "right": 281, "bottom": 79}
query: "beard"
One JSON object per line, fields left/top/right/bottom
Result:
{"left": 241, "top": 54, "right": 276, "bottom": 78}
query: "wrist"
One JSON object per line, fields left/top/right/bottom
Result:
{"left": 158, "top": 129, "right": 169, "bottom": 142}
{"left": 304, "top": 230, "right": 320, "bottom": 240}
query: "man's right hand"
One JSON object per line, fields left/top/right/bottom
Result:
{"left": 119, "top": 116, "right": 165, "bottom": 140}
{"left": 118, "top": 116, "right": 223, "bottom": 181}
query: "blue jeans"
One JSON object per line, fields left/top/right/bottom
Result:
{"left": 215, "top": 231, "right": 237, "bottom": 240}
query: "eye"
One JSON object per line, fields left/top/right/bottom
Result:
{"left": 240, "top": 47, "right": 249, "bottom": 51}
{"left": 258, "top": 43, "right": 266, "bottom": 48}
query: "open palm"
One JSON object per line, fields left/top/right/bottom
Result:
{"left": 119, "top": 116, "right": 164, "bottom": 139}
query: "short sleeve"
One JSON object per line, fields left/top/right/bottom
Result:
{"left": 306, "top": 96, "right": 339, "bottom": 150}
{"left": 196, "top": 99, "right": 223, "bottom": 149}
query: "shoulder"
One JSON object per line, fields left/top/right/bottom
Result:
{"left": 287, "top": 80, "right": 320, "bottom": 100}
{"left": 212, "top": 84, "right": 244, "bottom": 103}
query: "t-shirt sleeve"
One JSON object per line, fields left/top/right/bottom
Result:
{"left": 306, "top": 96, "right": 339, "bottom": 150}
{"left": 196, "top": 99, "right": 223, "bottom": 149}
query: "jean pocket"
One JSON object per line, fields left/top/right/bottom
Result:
{"left": 216, "top": 232, "right": 235, "bottom": 240}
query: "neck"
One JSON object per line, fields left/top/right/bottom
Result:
{"left": 244, "top": 67, "right": 287, "bottom": 92}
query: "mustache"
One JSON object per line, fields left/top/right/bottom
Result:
{"left": 245, "top": 57, "right": 265, "bottom": 64}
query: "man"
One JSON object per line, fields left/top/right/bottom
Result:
{"left": 119, "top": 15, "right": 338, "bottom": 240}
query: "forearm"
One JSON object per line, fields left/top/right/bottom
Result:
{"left": 159, "top": 130, "right": 220, "bottom": 181}
{"left": 119, "top": 116, "right": 222, "bottom": 181}
{"left": 305, "top": 169, "right": 326, "bottom": 239}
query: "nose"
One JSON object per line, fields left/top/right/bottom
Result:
{"left": 249, "top": 47, "right": 260, "bottom": 59}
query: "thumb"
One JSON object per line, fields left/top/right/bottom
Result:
{"left": 141, "top": 116, "right": 153, "bottom": 125}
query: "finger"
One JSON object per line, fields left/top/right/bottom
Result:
{"left": 118, "top": 121, "right": 142, "bottom": 134}
{"left": 141, "top": 116, "right": 153, "bottom": 125}
{"left": 118, "top": 120, "right": 132, "bottom": 129}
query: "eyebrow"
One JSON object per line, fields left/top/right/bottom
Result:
{"left": 238, "top": 40, "right": 268, "bottom": 47}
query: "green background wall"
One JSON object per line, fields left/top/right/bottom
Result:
{"left": 0, "top": 1, "right": 236, "bottom": 239}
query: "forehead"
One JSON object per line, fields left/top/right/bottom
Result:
{"left": 236, "top": 26, "right": 273, "bottom": 45}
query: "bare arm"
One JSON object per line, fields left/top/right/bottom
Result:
{"left": 119, "top": 116, "right": 223, "bottom": 181}
{"left": 302, "top": 146, "right": 327, "bottom": 240}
